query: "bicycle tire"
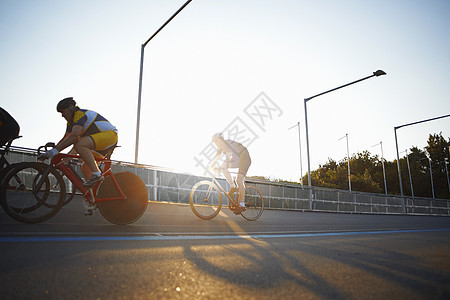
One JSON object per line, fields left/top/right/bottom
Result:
{"left": 0, "top": 162, "right": 21, "bottom": 192}
{"left": 0, "top": 162, "right": 66, "bottom": 223}
{"left": 1, "top": 162, "right": 64, "bottom": 215}
{"left": 96, "top": 171, "right": 148, "bottom": 225}
{"left": 190, "top": 181, "right": 222, "bottom": 220}
{"left": 60, "top": 162, "right": 84, "bottom": 206}
{"left": 0, "top": 162, "right": 25, "bottom": 211}
{"left": 0, "top": 162, "right": 15, "bottom": 185}
{"left": 240, "top": 186, "right": 264, "bottom": 221}
{"left": 61, "top": 173, "right": 77, "bottom": 206}
{"left": 4, "top": 163, "right": 46, "bottom": 214}
{"left": 62, "top": 184, "right": 77, "bottom": 206}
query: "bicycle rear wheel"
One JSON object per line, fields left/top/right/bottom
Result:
{"left": 241, "top": 186, "right": 264, "bottom": 221}
{"left": 190, "top": 181, "right": 222, "bottom": 220}
{"left": 96, "top": 172, "right": 148, "bottom": 225}
{"left": 0, "top": 162, "right": 65, "bottom": 223}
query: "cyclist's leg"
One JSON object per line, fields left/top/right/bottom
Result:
{"left": 80, "top": 160, "right": 91, "bottom": 180}
{"left": 222, "top": 168, "right": 235, "bottom": 188}
{"left": 76, "top": 131, "right": 117, "bottom": 180}
{"left": 220, "top": 160, "right": 237, "bottom": 194}
{"left": 62, "top": 146, "right": 92, "bottom": 180}
{"left": 237, "top": 152, "right": 251, "bottom": 206}
{"left": 75, "top": 136, "right": 99, "bottom": 174}
{"left": 236, "top": 173, "right": 246, "bottom": 206}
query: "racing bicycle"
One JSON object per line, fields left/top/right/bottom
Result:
{"left": 0, "top": 142, "right": 148, "bottom": 224}
{"left": 189, "top": 170, "right": 264, "bottom": 221}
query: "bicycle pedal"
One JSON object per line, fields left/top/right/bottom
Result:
{"left": 84, "top": 209, "right": 95, "bottom": 216}
{"left": 233, "top": 206, "right": 246, "bottom": 215}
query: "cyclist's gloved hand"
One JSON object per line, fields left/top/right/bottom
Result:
{"left": 209, "top": 166, "right": 221, "bottom": 174}
{"left": 38, "top": 148, "right": 59, "bottom": 161}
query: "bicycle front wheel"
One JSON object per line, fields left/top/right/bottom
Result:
{"left": 241, "top": 186, "right": 264, "bottom": 221}
{"left": 190, "top": 181, "right": 222, "bottom": 220}
{"left": 0, "top": 162, "right": 66, "bottom": 223}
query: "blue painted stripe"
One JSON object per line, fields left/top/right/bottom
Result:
{"left": 0, "top": 228, "right": 449, "bottom": 243}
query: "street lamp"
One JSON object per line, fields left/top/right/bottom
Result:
{"left": 135, "top": 0, "right": 193, "bottom": 164}
{"left": 304, "top": 70, "right": 386, "bottom": 208}
{"left": 339, "top": 133, "right": 351, "bottom": 192}
{"left": 394, "top": 114, "right": 450, "bottom": 213}
{"left": 372, "top": 141, "right": 388, "bottom": 195}
{"left": 288, "top": 122, "right": 304, "bottom": 186}
{"left": 428, "top": 155, "right": 435, "bottom": 199}
{"left": 445, "top": 158, "right": 450, "bottom": 193}
{"left": 400, "top": 149, "right": 414, "bottom": 198}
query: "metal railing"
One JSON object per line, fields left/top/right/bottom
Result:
{"left": 4, "top": 148, "right": 450, "bottom": 216}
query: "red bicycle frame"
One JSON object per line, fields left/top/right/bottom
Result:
{"left": 50, "top": 153, "right": 126, "bottom": 203}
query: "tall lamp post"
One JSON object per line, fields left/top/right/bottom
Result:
{"left": 304, "top": 70, "right": 386, "bottom": 208}
{"left": 400, "top": 149, "right": 414, "bottom": 198}
{"left": 289, "top": 122, "right": 304, "bottom": 186}
{"left": 135, "top": 0, "right": 193, "bottom": 164}
{"left": 372, "top": 141, "right": 387, "bottom": 195}
{"left": 394, "top": 114, "right": 450, "bottom": 213}
{"left": 339, "top": 133, "right": 351, "bottom": 192}
{"left": 427, "top": 155, "right": 435, "bottom": 199}
{"left": 445, "top": 158, "right": 450, "bottom": 193}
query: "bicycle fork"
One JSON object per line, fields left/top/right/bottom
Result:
{"left": 205, "top": 184, "right": 214, "bottom": 202}
{"left": 33, "top": 165, "right": 53, "bottom": 203}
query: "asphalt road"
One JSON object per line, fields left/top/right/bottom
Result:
{"left": 1, "top": 198, "right": 449, "bottom": 299}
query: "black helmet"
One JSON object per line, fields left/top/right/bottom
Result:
{"left": 57, "top": 97, "right": 76, "bottom": 112}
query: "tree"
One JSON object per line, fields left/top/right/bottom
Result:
{"left": 298, "top": 132, "right": 450, "bottom": 199}
{"left": 307, "top": 151, "right": 382, "bottom": 193}
{"left": 425, "top": 133, "right": 450, "bottom": 198}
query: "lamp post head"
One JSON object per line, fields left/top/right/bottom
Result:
{"left": 373, "top": 70, "right": 386, "bottom": 77}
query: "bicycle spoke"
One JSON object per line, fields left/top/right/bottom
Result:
{"left": 241, "top": 186, "right": 264, "bottom": 221}
{"left": 190, "top": 181, "right": 222, "bottom": 220}
{"left": 1, "top": 162, "right": 65, "bottom": 223}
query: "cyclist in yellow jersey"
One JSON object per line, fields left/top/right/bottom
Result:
{"left": 38, "top": 97, "right": 118, "bottom": 187}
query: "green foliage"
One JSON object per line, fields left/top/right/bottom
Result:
{"left": 299, "top": 132, "right": 450, "bottom": 199}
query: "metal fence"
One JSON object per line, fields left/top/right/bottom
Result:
{"left": 4, "top": 148, "right": 450, "bottom": 216}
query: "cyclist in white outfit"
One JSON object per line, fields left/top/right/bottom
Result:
{"left": 210, "top": 133, "right": 251, "bottom": 213}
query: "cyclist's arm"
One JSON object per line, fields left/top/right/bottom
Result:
{"left": 56, "top": 131, "right": 70, "bottom": 146}
{"left": 209, "top": 149, "right": 222, "bottom": 169}
{"left": 55, "top": 125, "right": 83, "bottom": 152}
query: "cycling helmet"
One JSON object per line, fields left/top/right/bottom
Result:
{"left": 212, "top": 133, "right": 224, "bottom": 141}
{"left": 57, "top": 97, "right": 76, "bottom": 112}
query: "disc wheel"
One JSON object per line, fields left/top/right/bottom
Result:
{"left": 0, "top": 162, "right": 65, "bottom": 223}
{"left": 96, "top": 172, "right": 148, "bottom": 225}
{"left": 190, "top": 181, "right": 222, "bottom": 220}
{"left": 240, "top": 186, "right": 264, "bottom": 221}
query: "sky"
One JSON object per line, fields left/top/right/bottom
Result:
{"left": 1, "top": 0, "right": 449, "bottom": 182}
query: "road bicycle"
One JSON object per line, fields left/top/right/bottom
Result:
{"left": 0, "top": 136, "right": 23, "bottom": 181}
{"left": 1, "top": 138, "right": 78, "bottom": 208}
{"left": 0, "top": 136, "right": 27, "bottom": 201}
{"left": 0, "top": 142, "right": 148, "bottom": 225}
{"left": 189, "top": 170, "right": 264, "bottom": 221}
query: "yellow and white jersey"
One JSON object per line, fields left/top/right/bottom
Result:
{"left": 67, "top": 109, "right": 117, "bottom": 136}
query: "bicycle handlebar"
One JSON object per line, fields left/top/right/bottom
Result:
{"left": 37, "top": 142, "right": 56, "bottom": 155}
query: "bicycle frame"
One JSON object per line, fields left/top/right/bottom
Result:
{"left": 206, "top": 175, "right": 239, "bottom": 206}
{"left": 0, "top": 137, "right": 24, "bottom": 189}
{"left": 0, "top": 136, "right": 20, "bottom": 171}
{"left": 46, "top": 153, "right": 127, "bottom": 203}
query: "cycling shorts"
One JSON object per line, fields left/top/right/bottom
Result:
{"left": 237, "top": 149, "right": 251, "bottom": 175}
{"left": 89, "top": 130, "right": 118, "bottom": 158}
{"left": 226, "top": 148, "right": 251, "bottom": 176}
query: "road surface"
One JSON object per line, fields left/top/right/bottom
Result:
{"left": 1, "top": 198, "right": 449, "bottom": 299}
